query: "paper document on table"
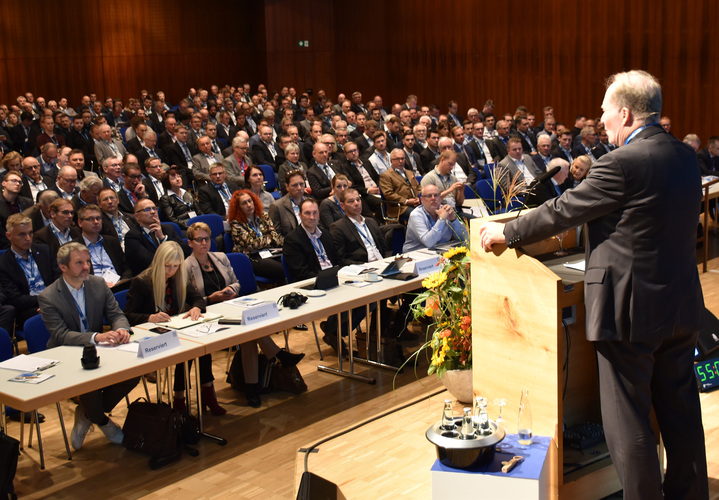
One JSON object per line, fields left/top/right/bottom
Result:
{"left": 0, "top": 354, "right": 59, "bottom": 372}
{"left": 97, "top": 342, "right": 140, "bottom": 353}
{"left": 563, "top": 260, "right": 586, "bottom": 272}
{"left": 157, "top": 312, "right": 223, "bottom": 330}
{"left": 228, "top": 297, "right": 268, "bottom": 308}
{"left": 180, "top": 322, "right": 224, "bottom": 338}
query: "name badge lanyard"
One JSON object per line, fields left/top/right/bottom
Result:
{"left": 70, "top": 292, "right": 89, "bottom": 332}
{"left": 333, "top": 196, "right": 345, "bottom": 216}
{"left": 16, "top": 254, "right": 41, "bottom": 293}
{"left": 248, "top": 218, "right": 263, "bottom": 239}
{"left": 309, "top": 236, "right": 328, "bottom": 265}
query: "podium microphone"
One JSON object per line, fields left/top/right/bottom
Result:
{"left": 515, "top": 165, "right": 561, "bottom": 218}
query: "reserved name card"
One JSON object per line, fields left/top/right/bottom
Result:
{"left": 137, "top": 330, "right": 181, "bottom": 358}
{"left": 413, "top": 255, "right": 440, "bottom": 276}
{"left": 242, "top": 301, "right": 279, "bottom": 326}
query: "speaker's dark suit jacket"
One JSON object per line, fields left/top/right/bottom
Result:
{"left": 503, "top": 125, "right": 706, "bottom": 496}
{"left": 330, "top": 216, "right": 387, "bottom": 266}
{"left": 124, "top": 223, "right": 190, "bottom": 274}
{"left": 0, "top": 244, "right": 60, "bottom": 323}
{"left": 282, "top": 224, "right": 339, "bottom": 282}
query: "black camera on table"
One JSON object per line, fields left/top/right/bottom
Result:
{"left": 279, "top": 292, "right": 308, "bottom": 309}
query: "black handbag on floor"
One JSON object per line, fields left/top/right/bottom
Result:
{"left": 122, "top": 398, "right": 199, "bottom": 469}
{"left": 0, "top": 423, "right": 19, "bottom": 500}
{"left": 226, "top": 350, "right": 272, "bottom": 393}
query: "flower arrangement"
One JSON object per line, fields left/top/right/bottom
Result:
{"left": 407, "top": 246, "right": 472, "bottom": 378}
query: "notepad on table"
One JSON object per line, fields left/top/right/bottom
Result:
{"left": 0, "top": 354, "right": 60, "bottom": 372}
{"left": 157, "top": 312, "right": 223, "bottom": 330}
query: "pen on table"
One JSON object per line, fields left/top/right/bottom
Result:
{"left": 37, "top": 361, "right": 59, "bottom": 371}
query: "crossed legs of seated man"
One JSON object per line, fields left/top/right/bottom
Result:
{"left": 72, "top": 377, "right": 140, "bottom": 449}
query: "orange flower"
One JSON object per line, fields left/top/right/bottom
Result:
{"left": 439, "top": 329, "right": 452, "bottom": 339}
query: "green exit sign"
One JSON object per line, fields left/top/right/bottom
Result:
{"left": 298, "top": 40, "right": 309, "bottom": 47}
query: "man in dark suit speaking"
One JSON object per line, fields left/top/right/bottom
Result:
{"left": 479, "top": 70, "right": 707, "bottom": 498}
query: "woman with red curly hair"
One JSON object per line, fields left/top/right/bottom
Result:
{"left": 227, "top": 189, "right": 285, "bottom": 283}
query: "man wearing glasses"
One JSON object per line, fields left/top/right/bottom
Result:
{"left": 54, "top": 166, "right": 79, "bottom": 201}
{"left": 32, "top": 198, "right": 81, "bottom": 258}
{"left": 74, "top": 204, "right": 129, "bottom": 288}
{"left": 124, "top": 199, "right": 190, "bottom": 274}
{"left": 0, "top": 171, "right": 34, "bottom": 250}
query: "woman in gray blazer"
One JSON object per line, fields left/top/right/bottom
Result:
{"left": 185, "top": 222, "right": 303, "bottom": 408}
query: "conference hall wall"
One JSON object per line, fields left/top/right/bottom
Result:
{"left": 2, "top": 0, "right": 718, "bottom": 142}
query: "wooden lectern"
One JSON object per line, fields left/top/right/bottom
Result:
{"left": 469, "top": 213, "right": 623, "bottom": 499}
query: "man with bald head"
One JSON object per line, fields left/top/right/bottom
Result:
{"left": 21, "top": 156, "right": 55, "bottom": 201}
{"left": 191, "top": 135, "right": 224, "bottom": 183}
{"left": 54, "top": 166, "right": 79, "bottom": 200}
{"left": 403, "top": 184, "right": 467, "bottom": 252}
{"left": 94, "top": 123, "right": 126, "bottom": 165}
{"left": 307, "top": 141, "right": 343, "bottom": 201}
{"left": 379, "top": 148, "right": 421, "bottom": 222}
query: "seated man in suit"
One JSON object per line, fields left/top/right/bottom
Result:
{"left": 0, "top": 213, "right": 60, "bottom": 326}
{"left": 75, "top": 204, "right": 130, "bottom": 288}
{"left": 330, "top": 188, "right": 387, "bottom": 266}
{"left": 319, "top": 174, "right": 350, "bottom": 230}
{"left": 94, "top": 124, "right": 126, "bottom": 166}
{"left": 551, "top": 130, "right": 575, "bottom": 165}
{"left": 251, "top": 125, "right": 278, "bottom": 170}
{"left": 23, "top": 189, "right": 59, "bottom": 232}
{"left": 421, "top": 150, "right": 465, "bottom": 210}
{"left": 307, "top": 141, "right": 343, "bottom": 201}
{"left": 163, "top": 125, "right": 196, "bottom": 187}
{"left": 697, "top": 136, "right": 719, "bottom": 175}
{"left": 524, "top": 158, "right": 570, "bottom": 207}
{"left": 379, "top": 148, "right": 421, "bottom": 223}
{"left": 222, "top": 136, "right": 252, "bottom": 187}
{"left": 101, "top": 157, "right": 124, "bottom": 192}
{"left": 497, "top": 137, "right": 545, "bottom": 193}
{"left": 117, "top": 164, "right": 147, "bottom": 215}
{"left": 142, "top": 157, "right": 166, "bottom": 205}
{"left": 192, "top": 136, "right": 224, "bottom": 183}
{"left": 54, "top": 166, "right": 79, "bottom": 201}
{"left": 39, "top": 242, "right": 138, "bottom": 450}
{"left": 433, "top": 136, "right": 477, "bottom": 186}
{"left": 33, "top": 198, "right": 81, "bottom": 258}
{"left": 488, "top": 120, "right": 511, "bottom": 162}
{"left": 269, "top": 170, "right": 309, "bottom": 236}
{"left": 135, "top": 129, "right": 166, "bottom": 171}
{"left": 283, "top": 199, "right": 363, "bottom": 355}
{"left": 97, "top": 188, "right": 134, "bottom": 249}
{"left": 124, "top": 198, "right": 189, "bottom": 274}
{"left": 404, "top": 184, "right": 468, "bottom": 252}
{"left": 420, "top": 130, "right": 441, "bottom": 174}
{"left": 204, "top": 122, "right": 226, "bottom": 156}
{"left": 21, "top": 155, "right": 55, "bottom": 202}
{"left": 68, "top": 149, "right": 97, "bottom": 182}
{"left": 197, "top": 163, "right": 238, "bottom": 218}
{"left": 0, "top": 171, "right": 34, "bottom": 249}
{"left": 341, "top": 141, "right": 382, "bottom": 218}
{"left": 572, "top": 126, "right": 598, "bottom": 162}
{"left": 71, "top": 175, "right": 103, "bottom": 215}
{"left": 533, "top": 134, "right": 553, "bottom": 173}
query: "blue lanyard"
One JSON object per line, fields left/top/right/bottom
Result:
{"left": 143, "top": 230, "right": 158, "bottom": 247}
{"left": 333, "top": 196, "right": 345, "bottom": 215}
{"left": 394, "top": 168, "right": 411, "bottom": 187}
{"left": 88, "top": 241, "right": 112, "bottom": 273}
{"left": 354, "top": 220, "right": 373, "bottom": 246}
{"left": 70, "top": 293, "right": 89, "bottom": 332}
{"left": 15, "top": 254, "right": 43, "bottom": 293}
{"left": 111, "top": 215, "right": 124, "bottom": 242}
{"left": 624, "top": 125, "right": 648, "bottom": 146}
{"left": 309, "top": 234, "right": 327, "bottom": 262}
{"left": 214, "top": 183, "right": 230, "bottom": 201}
{"left": 248, "top": 218, "right": 263, "bottom": 238}
{"left": 374, "top": 151, "right": 389, "bottom": 169}
{"left": 171, "top": 191, "right": 192, "bottom": 207}
{"left": 423, "top": 207, "right": 438, "bottom": 228}
{"left": 50, "top": 223, "right": 70, "bottom": 244}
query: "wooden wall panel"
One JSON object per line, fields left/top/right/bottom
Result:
{"left": 1, "top": 0, "right": 718, "bottom": 143}
{"left": 0, "top": 0, "right": 256, "bottom": 105}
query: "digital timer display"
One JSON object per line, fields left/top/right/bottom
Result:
{"left": 694, "top": 357, "right": 719, "bottom": 392}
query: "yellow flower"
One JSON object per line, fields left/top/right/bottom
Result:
{"left": 425, "top": 305, "right": 434, "bottom": 317}
{"left": 422, "top": 271, "right": 447, "bottom": 289}
{"left": 443, "top": 246, "right": 469, "bottom": 260}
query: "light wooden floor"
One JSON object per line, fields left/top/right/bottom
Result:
{"left": 6, "top": 244, "right": 719, "bottom": 499}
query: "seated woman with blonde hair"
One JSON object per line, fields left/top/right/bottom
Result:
{"left": 124, "top": 241, "right": 226, "bottom": 416}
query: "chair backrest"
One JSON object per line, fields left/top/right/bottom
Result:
{"left": 114, "top": 289, "right": 129, "bottom": 310}
{"left": 164, "top": 221, "right": 183, "bottom": 240}
{"left": 23, "top": 314, "right": 51, "bottom": 354}
{"left": 225, "top": 253, "right": 258, "bottom": 295}
{"left": 464, "top": 184, "right": 477, "bottom": 199}
{"left": 223, "top": 232, "right": 234, "bottom": 253}
{"left": 187, "top": 213, "right": 225, "bottom": 239}
{"left": 258, "top": 164, "right": 277, "bottom": 192}
{"left": 0, "top": 328, "right": 12, "bottom": 361}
